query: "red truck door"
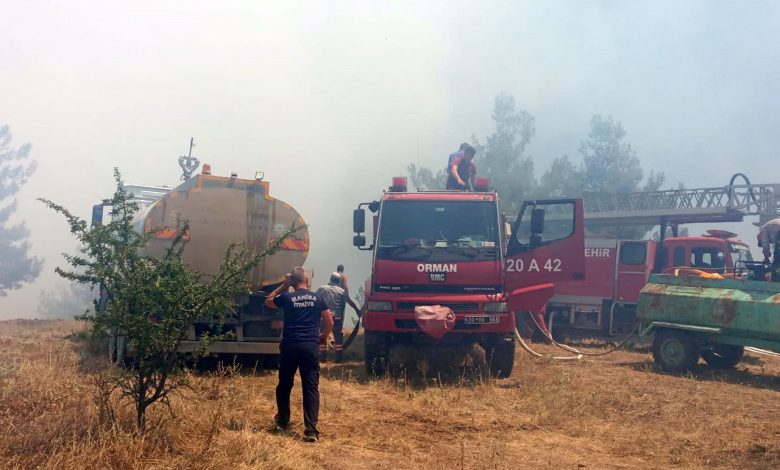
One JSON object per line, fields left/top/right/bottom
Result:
{"left": 504, "top": 199, "right": 585, "bottom": 313}
{"left": 614, "top": 240, "right": 655, "bottom": 304}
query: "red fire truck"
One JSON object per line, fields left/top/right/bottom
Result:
{"left": 352, "top": 176, "right": 585, "bottom": 377}
{"left": 546, "top": 230, "right": 753, "bottom": 336}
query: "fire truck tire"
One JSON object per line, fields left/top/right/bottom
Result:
{"left": 364, "top": 331, "right": 389, "bottom": 377}
{"left": 701, "top": 344, "right": 744, "bottom": 369}
{"left": 484, "top": 338, "right": 516, "bottom": 378}
{"left": 652, "top": 329, "right": 699, "bottom": 372}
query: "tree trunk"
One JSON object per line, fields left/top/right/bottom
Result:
{"left": 137, "top": 402, "right": 146, "bottom": 433}
{"left": 136, "top": 371, "right": 148, "bottom": 433}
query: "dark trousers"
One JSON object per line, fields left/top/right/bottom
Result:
{"left": 446, "top": 176, "right": 468, "bottom": 191}
{"left": 276, "top": 341, "right": 321, "bottom": 435}
{"left": 333, "top": 316, "right": 344, "bottom": 353}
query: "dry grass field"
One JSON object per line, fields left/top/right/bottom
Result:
{"left": 0, "top": 319, "right": 778, "bottom": 469}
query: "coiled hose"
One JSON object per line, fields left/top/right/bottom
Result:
{"left": 515, "top": 311, "right": 638, "bottom": 360}
{"left": 341, "top": 307, "right": 637, "bottom": 359}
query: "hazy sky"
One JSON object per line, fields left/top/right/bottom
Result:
{"left": 3, "top": 1, "right": 780, "bottom": 318}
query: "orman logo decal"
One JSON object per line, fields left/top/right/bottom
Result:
{"left": 417, "top": 263, "right": 458, "bottom": 273}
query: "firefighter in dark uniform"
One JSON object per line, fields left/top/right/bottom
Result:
{"left": 265, "top": 267, "right": 333, "bottom": 442}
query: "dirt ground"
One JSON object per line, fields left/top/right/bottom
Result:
{"left": 0, "top": 319, "right": 778, "bottom": 469}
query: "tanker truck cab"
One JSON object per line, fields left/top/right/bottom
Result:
{"left": 353, "top": 177, "right": 585, "bottom": 377}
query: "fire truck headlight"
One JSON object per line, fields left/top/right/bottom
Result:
{"left": 367, "top": 301, "right": 392, "bottom": 311}
{"left": 483, "top": 302, "right": 508, "bottom": 313}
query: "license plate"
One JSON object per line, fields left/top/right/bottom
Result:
{"left": 464, "top": 315, "right": 500, "bottom": 325}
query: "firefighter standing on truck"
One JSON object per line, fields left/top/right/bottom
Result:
{"left": 758, "top": 218, "right": 780, "bottom": 281}
{"left": 317, "top": 272, "right": 359, "bottom": 362}
{"left": 265, "top": 267, "right": 333, "bottom": 443}
{"left": 446, "top": 143, "right": 477, "bottom": 191}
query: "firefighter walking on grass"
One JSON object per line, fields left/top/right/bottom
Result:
{"left": 265, "top": 267, "right": 333, "bottom": 443}
{"left": 317, "top": 272, "right": 360, "bottom": 362}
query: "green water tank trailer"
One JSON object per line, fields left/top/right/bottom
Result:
{"left": 637, "top": 274, "right": 780, "bottom": 372}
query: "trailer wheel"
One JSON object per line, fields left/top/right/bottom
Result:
{"left": 701, "top": 344, "right": 744, "bottom": 369}
{"left": 484, "top": 337, "right": 516, "bottom": 378}
{"left": 652, "top": 330, "right": 698, "bottom": 372}
{"left": 364, "top": 332, "right": 389, "bottom": 377}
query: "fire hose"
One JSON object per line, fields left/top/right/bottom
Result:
{"left": 332, "top": 306, "right": 364, "bottom": 351}
{"left": 336, "top": 308, "right": 776, "bottom": 363}
{"left": 745, "top": 347, "right": 780, "bottom": 358}
{"left": 341, "top": 310, "right": 363, "bottom": 350}
{"left": 514, "top": 311, "right": 639, "bottom": 360}
{"left": 339, "top": 307, "right": 636, "bottom": 358}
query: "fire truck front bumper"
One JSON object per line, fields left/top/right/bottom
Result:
{"left": 363, "top": 310, "right": 515, "bottom": 334}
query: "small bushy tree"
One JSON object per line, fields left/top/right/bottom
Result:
{"left": 41, "top": 169, "right": 299, "bottom": 432}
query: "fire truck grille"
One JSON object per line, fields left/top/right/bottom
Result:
{"left": 396, "top": 302, "right": 479, "bottom": 312}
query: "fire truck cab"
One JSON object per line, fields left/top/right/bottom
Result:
{"left": 547, "top": 230, "right": 753, "bottom": 335}
{"left": 353, "top": 177, "right": 585, "bottom": 377}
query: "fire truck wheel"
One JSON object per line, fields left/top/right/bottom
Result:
{"left": 701, "top": 344, "right": 744, "bottom": 369}
{"left": 652, "top": 330, "right": 699, "bottom": 373}
{"left": 364, "top": 332, "right": 389, "bottom": 377}
{"left": 484, "top": 338, "right": 516, "bottom": 378}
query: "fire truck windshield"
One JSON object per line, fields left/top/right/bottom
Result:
{"left": 729, "top": 243, "right": 753, "bottom": 264}
{"left": 377, "top": 200, "right": 499, "bottom": 262}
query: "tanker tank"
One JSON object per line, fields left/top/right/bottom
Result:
{"left": 133, "top": 173, "right": 309, "bottom": 291}
{"left": 113, "top": 171, "right": 310, "bottom": 359}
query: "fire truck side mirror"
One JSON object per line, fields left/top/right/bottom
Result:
{"left": 353, "top": 208, "right": 366, "bottom": 233}
{"left": 530, "top": 208, "right": 545, "bottom": 235}
{"left": 353, "top": 235, "right": 367, "bottom": 247}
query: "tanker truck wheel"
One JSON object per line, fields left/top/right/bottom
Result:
{"left": 364, "top": 332, "right": 389, "bottom": 377}
{"left": 483, "top": 337, "right": 516, "bottom": 378}
{"left": 701, "top": 344, "right": 744, "bottom": 369}
{"left": 652, "top": 330, "right": 698, "bottom": 373}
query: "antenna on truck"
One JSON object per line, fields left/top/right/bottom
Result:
{"left": 178, "top": 137, "right": 201, "bottom": 180}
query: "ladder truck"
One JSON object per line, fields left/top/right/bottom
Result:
{"left": 545, "top": 174, "right": 780, "bottom": 336}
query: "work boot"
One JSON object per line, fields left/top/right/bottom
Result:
{"left": 273, "top": 413, "right": 289, "bottom": 431}
{"left": 303, "top": 431, "right": 318, "bottom": 443}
